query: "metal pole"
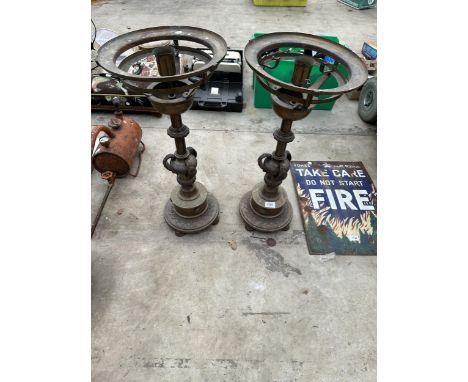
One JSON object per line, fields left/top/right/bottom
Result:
{"left": 91, "top": 180, "right": 115, "bottom": 237}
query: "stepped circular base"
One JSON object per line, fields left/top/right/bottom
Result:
{"left": 164, "top": 193, "right": 219, "bottom": 234}
{"left": 239, "top": 190, "right": 292, "bottom": 233}
{"left": 170, "top": 182, "right": 208, "bottom": 217}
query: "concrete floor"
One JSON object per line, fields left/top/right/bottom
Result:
{"left": 92, "top": 1, "right": 377, "bottom": 381}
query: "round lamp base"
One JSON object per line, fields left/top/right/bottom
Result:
{"left": 164, "top": 193, "right": 219, "bottom": 235}
{"left": 239, "top": 191, "right": 292, "bottom": 233}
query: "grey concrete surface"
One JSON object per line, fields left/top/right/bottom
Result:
{"left": 92, "top": 1, "right": 377, "bottom": 381}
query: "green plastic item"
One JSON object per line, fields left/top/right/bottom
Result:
{"left": 252, "top": 33, "right": 348, "bottom": 110}
{"left": 337, "top": 0, "right": 376, "bottom": 10}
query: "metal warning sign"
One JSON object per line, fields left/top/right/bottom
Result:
{"left": 290, "top": 161, "right": 377, "bottom": 256}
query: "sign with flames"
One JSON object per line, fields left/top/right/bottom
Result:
{"left": 290, "top": 161, "right": 377, "bottom": 256}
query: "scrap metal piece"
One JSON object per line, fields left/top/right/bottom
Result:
{"left": 91, "top": 172, "right": 115, "bottom": 237}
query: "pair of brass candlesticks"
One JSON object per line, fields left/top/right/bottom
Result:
{"left": 97, "top": 26, "right": 367, "bottom": 235}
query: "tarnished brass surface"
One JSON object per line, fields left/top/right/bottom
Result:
{"left": 97, "top": 26, "right": 227, "bottom": 234}
{"left": 240, "top": 32, "right": 368, "bottom": 232}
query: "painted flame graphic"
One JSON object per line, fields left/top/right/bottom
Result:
{"left": 297, "top": 184, "right": 376, "bottom": 243}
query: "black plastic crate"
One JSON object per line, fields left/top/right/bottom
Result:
{"left": 191, "top": 49, "right": 244, "bottom": 113}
